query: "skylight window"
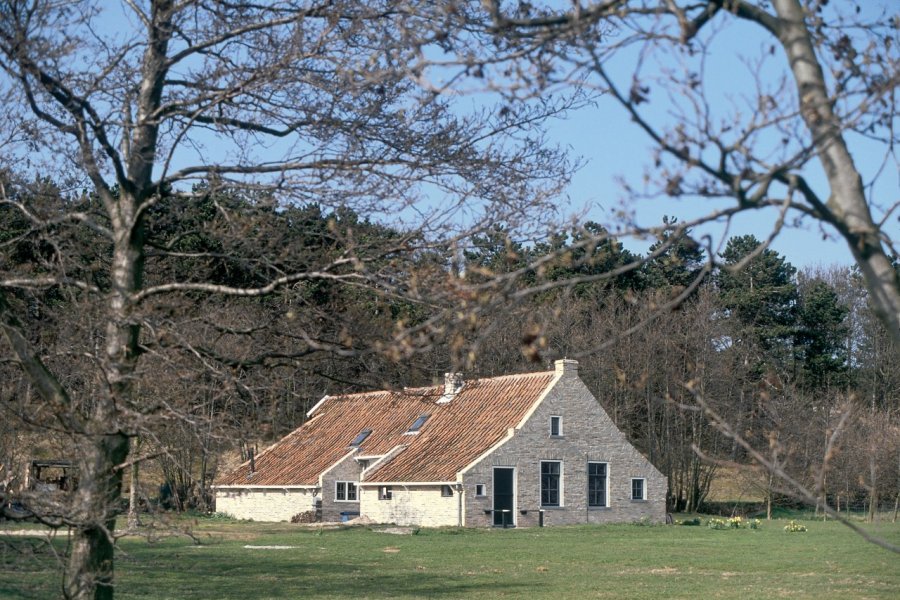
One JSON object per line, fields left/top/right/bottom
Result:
{"left": 406, "top": 414, "right": 430, "bottom": 433}
{"left": 350, "top": 429, "right": 372, "bottom": 447}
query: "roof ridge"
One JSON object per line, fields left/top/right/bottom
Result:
{"left": 324, "top": 369, "right": 555, "bottom": 401}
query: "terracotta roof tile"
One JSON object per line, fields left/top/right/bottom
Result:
{"left": 216, "top": 370, "right": 555, "bottom": 486}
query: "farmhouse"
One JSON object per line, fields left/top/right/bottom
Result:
{"left": 214, "top": 359, "right": 665, "bottom": 527}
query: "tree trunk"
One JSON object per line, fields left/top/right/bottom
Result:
{"left": 868, "top": 451, "right": 878, "bottom": 523}
{"left": 127, "top": 459, "right": 140, "bottom": 530}
{"left": 773, "top": 0, "right": 900, "bottom": 347}
{"left": 63, "top": 184, "right": 148, "bottom": 597}
{"left": 64, "top": 434, "right": 129, "bottom": 600}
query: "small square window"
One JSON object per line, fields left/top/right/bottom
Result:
{"left": 441, "top": 485, "right": 453, "bottom": 497}
{"left": 378, "top": 485, "right": 393, "bottom": 500}
{"left": 550, "top": 416, "right": 562, "bottom": 436}
{"left": 631, "top": 478, "right": 646, "bottom": 501}
{"left": 475, "top": 484, "right": 486, "bottom": 497}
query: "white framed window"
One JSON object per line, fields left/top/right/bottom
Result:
{"left": 541, "top": 461, "right": 562, "bottom": 507}
{"left": 550, "top": 415, "right": 562, "bottom": 436}
{"left": 441, "top": 485, "right": 453, "bottom": 497}
{"left": 475, "top": 483, "right": 486, "bottom": 497}
{"left": 378, "top": 485, "right": 393, "bottom": 500}
{"left": 588, "top": 462, "right": 608, "bottom": 508}
{"left": 631, "top": 478, "right": 646, "bottom": 501}
{"left": 335, "top": 481, "right": 358, "bottom": 502}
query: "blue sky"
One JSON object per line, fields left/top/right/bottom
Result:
{"left": 534, "top": 4, "right": 898, "bottom": 271}
{"left": 66, "top": 3, "right": 900, "bottom": 272}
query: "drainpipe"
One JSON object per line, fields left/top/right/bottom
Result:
{"left": 456, "top": 483, "right": 464, "bottom": 527}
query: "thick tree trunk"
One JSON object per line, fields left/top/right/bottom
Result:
{"left": 772, "top": 0, "right": 900, "bottom": 347}
{"left": 64, "top": 434, "right": 130, "bottom": 600}
{"left": 63, "top": 186, "right": 147, "bottom": 598}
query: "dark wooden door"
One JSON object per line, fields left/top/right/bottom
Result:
{"left": 493, "top": 468, "right": 515, "bottom": 527}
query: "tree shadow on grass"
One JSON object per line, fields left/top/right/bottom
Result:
{"left": 114, "top": 542, "right": 542, "bottom": 599}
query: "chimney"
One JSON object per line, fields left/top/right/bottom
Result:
{"left": 438, "top": 372, "right": 464, "bottom": 403}
{"left": 554, "top": 358, "right": 579, "bottom": 376}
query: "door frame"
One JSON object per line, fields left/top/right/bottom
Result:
{"left": 492, "top": 466, "right": 516, "bottom": 527}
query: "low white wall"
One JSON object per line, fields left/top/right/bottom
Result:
{"left": 215, "top": 488, "right": 314, "bottom": 522}
{"left": 360, "top": 486, "right": 460, "bottom": 527}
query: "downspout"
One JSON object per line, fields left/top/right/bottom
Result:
{"left": 456, "top": 482, "right": 464, "bottom": 527}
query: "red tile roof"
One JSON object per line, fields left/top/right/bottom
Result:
{"left": 216, "top": 370, "right": 555, "bottom": 486}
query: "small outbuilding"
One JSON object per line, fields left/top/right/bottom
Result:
{"left": 215, "top": 359, "right": 665, "bottom": 527}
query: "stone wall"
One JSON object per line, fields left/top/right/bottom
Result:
{"left": 463, "top": 361, "right": 666, "bottom": 527}
{"left": 215, "top": 487, "right": 315, "bottom": 522}
{"left": 320, "top": 454, "right": 363, "bottom": 522}
{"left": 360, "top": 485, "right": 461, "bottom": 527}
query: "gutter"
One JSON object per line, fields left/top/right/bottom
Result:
{"left": 213, "top": 485, "right": 316, "bottom": 490}
{"left": 357, "top": 480, "right": 456, "bottom": 487}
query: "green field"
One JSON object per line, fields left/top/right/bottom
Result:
{"left": 2, "top": 517, "right": 899, "bottom": 599}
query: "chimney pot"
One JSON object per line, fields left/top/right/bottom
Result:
{"left": 439, "top": 372, "right": 464, "bottom": 403}
{"left": 554, "top": 359, "right": 579, "bottom": 375}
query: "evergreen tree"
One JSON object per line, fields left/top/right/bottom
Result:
{"left": 642, "top": 217, "right": 706, "bottom": 290}
{"left": 717, "top": 235, "right": 799, "bottom": 364}
{"left": 794, "top": 278, "right": 849, "bottom": 390}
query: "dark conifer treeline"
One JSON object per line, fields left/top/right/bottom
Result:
{"left": 2, "top": 178, "right": 897, "bottom": 517}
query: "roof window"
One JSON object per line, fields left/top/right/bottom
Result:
{"left": 406, "top": 414, "right": 430, "bottom": 433}
{"left": 350, "top": 429, "right": 372, "bottom": 447}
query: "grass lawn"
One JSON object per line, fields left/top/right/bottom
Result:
{"left": 2, "top": 517, "right": 898, "bottom": 599}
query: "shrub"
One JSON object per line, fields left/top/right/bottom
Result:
{"left": 706, "top": 516, "right": 761, "bottom": 530}
{"left": 675, "top": 517, "right": 701, "bottom": 526}
{"left": 203, "top": 512, "right": 237, "bottom": 521}
{"left": 783, "top": 520, "right": 807, "bottom": 533}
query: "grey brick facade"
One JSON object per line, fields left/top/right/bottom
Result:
{"left": 462, "top": 360, "right": 666, "bottom": 527}
{"left": 320, "top": 453, "right": 363, "bottom": 522}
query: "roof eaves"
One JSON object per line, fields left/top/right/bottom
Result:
{"left": 357, "top": 480, "right": 456, "bottom": 487}
{"left": 317, "top": 448, "right": 359, "bottom": 489}
{"left": 457, "top": 427, "right": 517, "bottom": 478}
{"left": 513, "top": 369, "right": 561, "bottom": 430}
{"left": 361, "top": 444, "right": 408, "bottom": 481}
{"left": 213, "top": 484, "right": 318, "bottom": 490}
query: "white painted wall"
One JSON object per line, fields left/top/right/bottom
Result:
{"left": 215, "top": 488, "right": 314, "bottom": 522}
{"left": 360, "top": 486, "right": 460, "bottom": 527}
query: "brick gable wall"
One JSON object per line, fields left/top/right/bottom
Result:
{"left": 462, "top": 365, "right": 666, "bottom": 527}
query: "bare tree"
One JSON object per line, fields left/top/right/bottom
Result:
{"left": 455, "top": 0, "right": 899, "bottom": 344}
{"left": 0, "top": 2, "right": 573, "bottom": 598}
{"left": 437, "top": 0, "right": 900, "bottom": 549}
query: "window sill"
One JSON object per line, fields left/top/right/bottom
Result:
{"left": 548, "top": 435, "right": 564, "bottom": 439}
{"left": 588, "top": 506, "right": 610, "bottom": 511}
{"left": 630, "top": 499, "right": 647, "bottom": 503}
{"left": 540, "top": 506, "right": 565, "bottom": 510}
{"left": 334, "top": 499, "right": 359, "bottom": 503}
